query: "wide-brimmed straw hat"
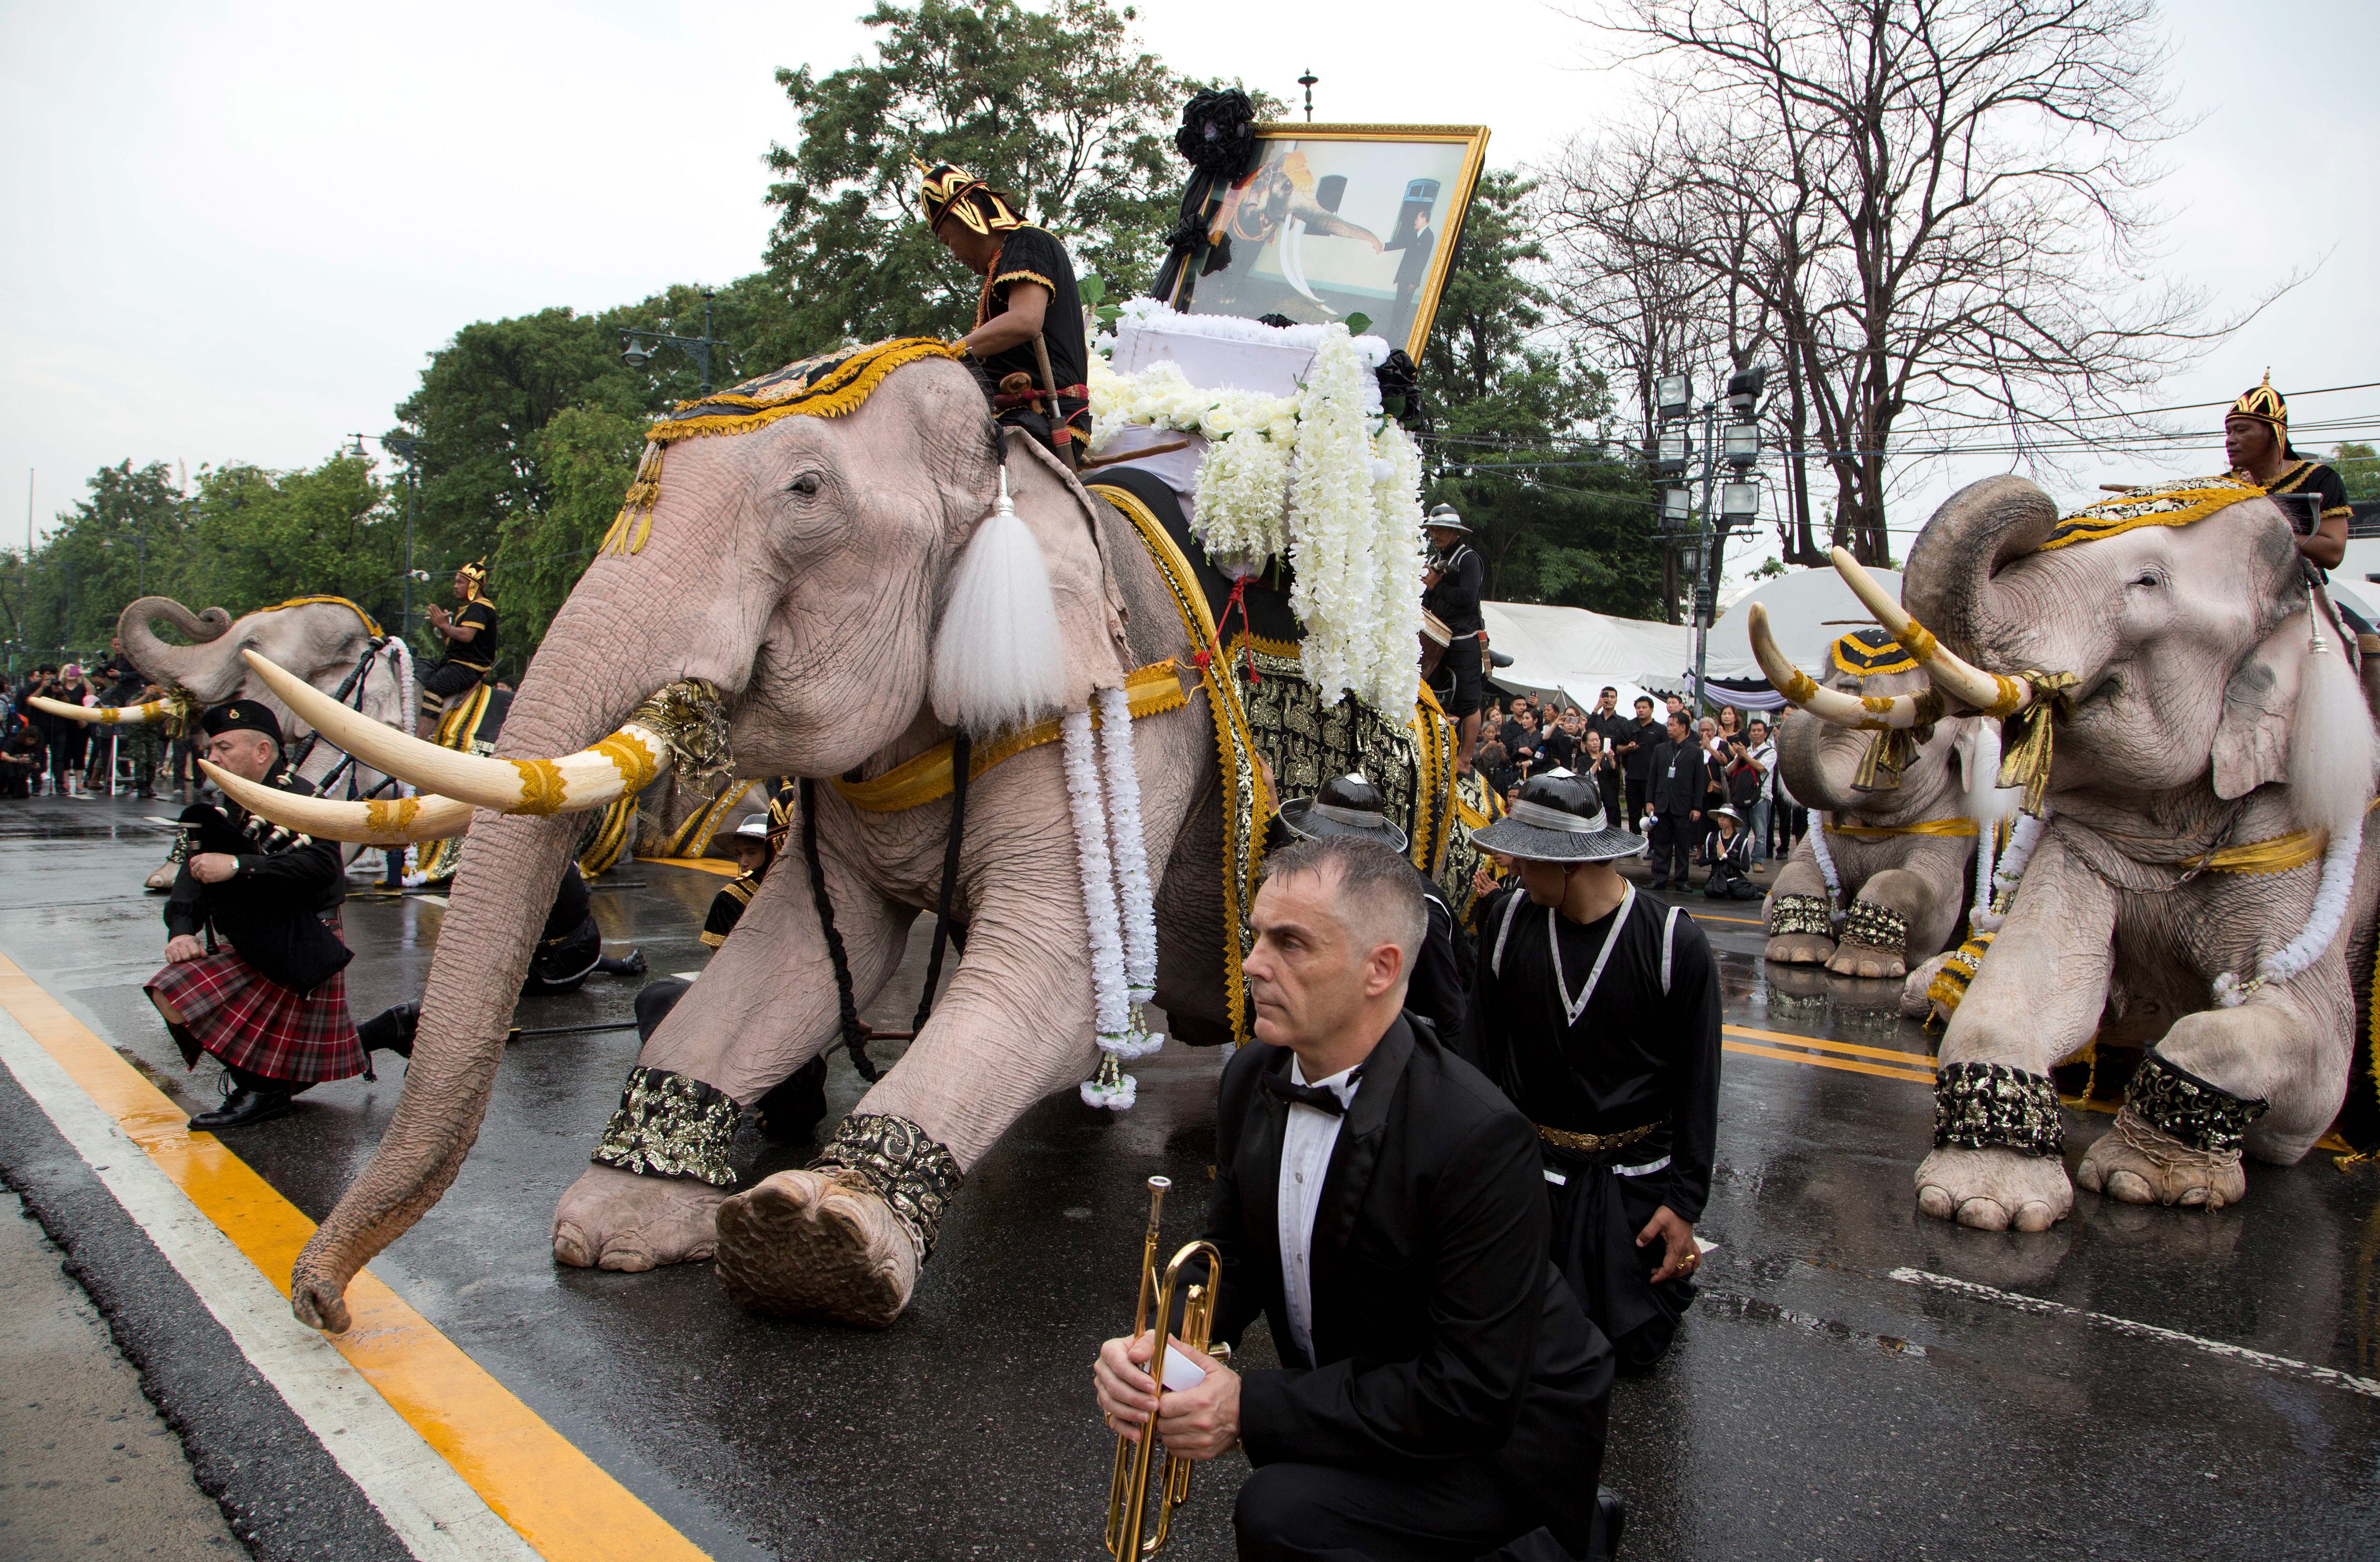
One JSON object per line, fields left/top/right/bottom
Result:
{"left": 1276, "top": 772, "right": 1409, "bottom": 853}
{"left": 1470, "top": 769, "right": 1645, "bottom": 863}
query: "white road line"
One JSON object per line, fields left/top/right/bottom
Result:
{"left": 415, "top": 894, "right": 448, "bottom": 907}
{"left": 0, "top": 1010, "right": 536, "bottom": 1562}
{"left": 1887, "top": 1266, "right": 2380, "bottom": 1400}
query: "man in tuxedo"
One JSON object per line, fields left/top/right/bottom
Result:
{"left": 1092, "top": 834, "right": 1616, "bottom": 1562}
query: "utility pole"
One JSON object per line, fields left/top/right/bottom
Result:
{"left": 1298, "top": 69, "right": 1318, "bottom": 122}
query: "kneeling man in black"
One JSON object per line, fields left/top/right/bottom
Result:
{"left": 1093, "top": 833, "right": 1616, "bottom": 1562}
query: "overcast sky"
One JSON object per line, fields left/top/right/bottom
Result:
{"left": 3, "top": 0, "right": 2372, "bottom": 580}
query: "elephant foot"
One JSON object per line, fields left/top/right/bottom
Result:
{"left": 552, "top": 1165, "right": 725, "bottom": 1271}
{"left": 1901, "top": 954, "right": 1954, "bottom": 1020}
{"left": 1913, "top": 1147, "right": 2071, "bottom": 1231}
{"left": 714, "top": 1169, "right": 917, "bottom": 1328}
{"left": 2077, "top": 1109, "right": 2246, "bottom": 1209}
{"left": 1826, "top": 940, "right": 1906, "bottom": 980}
{"left": 1765, "top": 933, "right": 1837, "bottom": 966}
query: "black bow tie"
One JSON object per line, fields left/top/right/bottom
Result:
{"left": 1263, "top": 1067, "right": 1363, "bottom": 1116}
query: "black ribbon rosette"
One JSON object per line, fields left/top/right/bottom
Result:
{"left": 1152, "top": 89, "right": 1260, "bottom": 307}
{"left": 1375, "top": 349, "right": 1422, "bottom": 426}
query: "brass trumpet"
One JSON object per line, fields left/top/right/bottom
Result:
{"left": 1104, "top": 1176, "right": 1226, "bottom": 1559}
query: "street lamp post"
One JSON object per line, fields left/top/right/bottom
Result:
{"left": 1652, "top": 366, "right": 1767, "bottom": 710}
{"left": 620, "top": 288, "right": 719, "bottom": 396}
{"left": 383, "top": 436, "right": 422, "bottom": 642}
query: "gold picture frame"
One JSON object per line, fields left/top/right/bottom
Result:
{"left": 1167, "top": 122, "right": 1492, "bottom": 364}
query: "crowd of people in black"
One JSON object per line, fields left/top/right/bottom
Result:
{"left": 1472, "top": 687, "right": 1807, "bottom": 900}
{"left": 0, "top": 643, "right": 190, "bottom": 800}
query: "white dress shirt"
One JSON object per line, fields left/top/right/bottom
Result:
{"left": 1276, "top": 1058, "right": 1362, "bottom": 1367}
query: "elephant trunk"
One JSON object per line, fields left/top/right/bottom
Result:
{"left": 1774, "top": 709, "right": 1871, "bottom": 813}
{"left": 1898, "top": 476, "right": 2061, "bottom": 665}
{"left": 118, "top": 596, "right": 237, "bottom": 698}
{"left": 288, "top": 593, "right": 666, "bottom": 1334}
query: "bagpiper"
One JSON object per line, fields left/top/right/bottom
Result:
{"left": 145, "top": 702, "right": 406, "bottom": 1128}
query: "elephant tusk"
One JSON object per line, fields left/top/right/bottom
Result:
{"left": 238, "top": 649, "right": 685, "bottom": 816}
{"left": 1747, "top": 604, "right": 1942, "bottom": 732}
{"left": 199, "top": 761, "right": 476, "bottom": 843}
{"left": 28, "top": 695, "right": 171, "bottom": 726}
{"left": 1828, "top": 547, "right": 2032, "bottom": 719}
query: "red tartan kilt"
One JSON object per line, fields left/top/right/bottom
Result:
{"left": 147, "top": 944, "right": 362, "bottom": 1085}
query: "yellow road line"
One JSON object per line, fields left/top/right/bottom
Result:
{"left": 0, "top": 954, "right": 708, "bottom": 1562}
{"left": 1723, "top": 1038, "right": 1936, "bottom": 1085}
{"left": 1725, "top": 1024, "right": 1936, "bottom": 1068}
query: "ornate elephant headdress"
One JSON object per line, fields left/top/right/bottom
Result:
{"left": 914, "top": 158, "right": 1024, "bottom": 237}
{"left": 1830, "top": 627, "right": 1917, "bottom": 678}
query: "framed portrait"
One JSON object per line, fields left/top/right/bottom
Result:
{"left": 1168, "top": 123, "right": 1492, "bottom": 364}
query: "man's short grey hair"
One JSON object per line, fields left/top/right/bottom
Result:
{"left": 1260, "top": 835, "right": 1426, "bottom": 973}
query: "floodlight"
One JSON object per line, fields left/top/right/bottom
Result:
{"left": 1725, "top": 365, "right": 1767, "bottom": 414}
{"left": 1659, "top": 486, "right": 1692, "bottom": 531}
{"left": 1720, "top": 481, "right": 1761, "bottom": 524}
{"left": 1656, "top": 374, "right": 1692, "bottom": 421}
{"left": 1656, "top": 430, "right": 1689, "bottom": 477}
{"left": 1724, "top": 423, "right": 1760, "bottom": 468}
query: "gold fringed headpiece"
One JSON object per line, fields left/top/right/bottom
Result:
{"left": 455, "top": 557, "right": 490, "bottom": 600}
{"left": 597, "top": 338, "right": 965, "bottom": 558}
{"left": 2034, "top": 475, "right": 2264, "bottom": 553}
{"left": 2229, "top": 369, "right": 2288, "bottom": 441}
{"left": 1831, "top": 627, "right": 1919, "bottom": 678}
{"left": 916, "top": 158, "right": 1024, "bottom": 237}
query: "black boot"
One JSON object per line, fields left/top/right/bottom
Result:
{"left": 756, "top": 1056, "right": 830, "bottom": 1143}
{"left": 357, "top": 1002, "right": 419, "bottom": 1075}
{"left": 190, "top": 1084, "right": 293, "bottom": 1130}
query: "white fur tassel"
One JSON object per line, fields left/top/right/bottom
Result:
{"left": 932, "top": 465, "right": 1070, "bottom": 737}
{"left": 2288, "top": 594, "right": 2378, "bottom": 842}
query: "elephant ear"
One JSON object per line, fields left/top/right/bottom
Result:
{"left": 930, "top": 431, "right": 1128, "bottom": 736}
{"left": 2210, "top": 615, "right": 2307, "bottom": 802}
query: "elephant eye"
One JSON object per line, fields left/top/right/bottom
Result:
{"left": 2131, "top": 569, "right": 2162, "bottom": 590}
{"left": 787, "top": 473, "right": 821, "bottom": 498}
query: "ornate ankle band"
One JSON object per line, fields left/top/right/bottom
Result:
{"left": 1767, "top": 894, "right": 1834, "bottom": 939}
{"left": 2125, "top": 1051, "right": 2268, "bottom": 1155}
{"left": 592, "top": 1066, "right": 742, "bottom": 1187}
{"left": 1842, "top": 898, "right": 1910, "bottom": 952}
{"left": 1934, "top": 1061, "right": 2063, "bottom": 1157}
{"left": 810, "top": 1113, "right": 964, "bottom": 1261}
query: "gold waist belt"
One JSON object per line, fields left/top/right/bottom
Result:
{"left": 1537, "top": 1120, "right": 1660, "bottom": 1156}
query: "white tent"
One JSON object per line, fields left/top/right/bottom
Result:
{"left": 1480, "top": 602, "right": 1694, "bottom": 712}
{"left": 1703, "top": 565, "right": 1908, "bottom": 676}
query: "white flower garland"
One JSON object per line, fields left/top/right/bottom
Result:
{"left": 2211, "top": 830, "right": 2359, "bottom": 1008}
{"left": 1065, "top": 705, "right": 1162, "bottom": 1111}
{"left": 1807, "top": 812, "right": 1846, "bottom": 926}
{"left": 1090, "top": 323, "right": 1425, "bottom": 716}
{"left": 1972, "top": 811, "right": 2047, "bottom": 934}
{"left": 1095, "top": 686, "right": 1161, "bottom": 1006}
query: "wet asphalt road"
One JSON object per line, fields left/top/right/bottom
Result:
{"left": 0, "top": 791, "right": 2372, "bottom": 1562}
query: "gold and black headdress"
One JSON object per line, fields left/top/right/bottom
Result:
{"left": 456, "top": 555, "right": 490, "bottom": 600}
{"left": 2228, "top": 370, "right": 2295, "bottom": 458}
{"left": 914, "top": 158, "right": 1023, "bottom": 237}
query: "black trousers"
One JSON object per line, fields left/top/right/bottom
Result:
{"left": 1234, "top": 1457, "right": 1589, "bottom": 1562}
{"left": 1621, "top": 777, "right": 1648, "bottom": 832}
{"left": 1647, "top": 814, "right": 1694, "bottom": 885}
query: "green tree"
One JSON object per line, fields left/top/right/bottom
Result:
{"left": 1418, "top": 172, "right": 1658, "bottom": 619}
{"left": 761, "top": 0, "right": 1202, "bottom": 354}
{"left": 2335, "top": 442, "right": 2378, "bottom": 503}
{"left": 174, "top": 457, "right": 396, "bottom": 627}
{"left": 492, "top": 405, "right": 651, "bottom": 654}
{"left": 8, "top": 461, "right": 192, "bottom": 661}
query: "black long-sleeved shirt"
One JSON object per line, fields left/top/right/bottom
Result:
{"left": 165, "top": 765, "right": 343, "bottom": 939}
{"left": 1471, "top": 884, "right": 1722, "bottom": 1222}
{"left": 1422, "top": 541, "right": 1484, "bottom": 636}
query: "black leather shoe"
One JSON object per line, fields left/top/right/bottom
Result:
{"left": 357, "top": 1002, "right": 418, "bottom": 1060}
{"left": 190, "top": 1086, "right": 293, "bottom": 1130}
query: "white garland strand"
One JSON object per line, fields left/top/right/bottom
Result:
{"left": 1807, "top": 812, "right": 1846, "bottom": 927}
{"left": 1972, "top": 811, "right": 2047, "bottom": 934}
{"left": 1095, "top": 686, "right": 1162, "bottom": 1006}
{"left": 2212, "top": 830, "right": 2360, "bottom": 1008}
{"left": 1063, "top": 710, "right": 1143, "bottom": 1110}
